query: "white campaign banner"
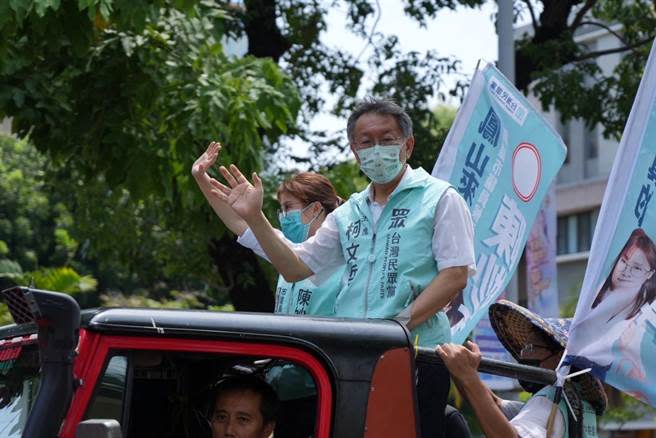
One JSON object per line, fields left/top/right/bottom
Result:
{"left": 564, "top": 39, "right": 656, "bottom": 406}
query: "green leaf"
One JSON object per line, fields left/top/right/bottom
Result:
{"left": 0, "top": 258, "right": 23, "bottom": 276}
{"left": 99, "top": 0, "right": 112, "bottom": 19}
{"left": 28, "top": 266, "right": 97, "bottom": 294}
{"left": 34, "top": 0, "right": 49, "bottom": 17}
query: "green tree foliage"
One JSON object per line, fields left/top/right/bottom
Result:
{"left": 0, "top": 134, "right": 78, "bottom": 279}
{"left": 193, "top": 0, "right": 651, "bottom": 144}
{"left": 1, "top": 1, "right": 299, "bottom": 186}
{"left": 4, "top": 0, "right": 649, "bottom": 312}
{"left": 0, "top": 134, "right": 99, "bottom": 322}
{"left": 238, "top": 0, "right": 467, "bottom": 166}
{"left": 0, "top": 0, "right": 464, "bottom": 312}
{"left": 0, "top": 265, "right": 99, "bottom": 324}
{"left": 101, "top": 288, "right": 234, "bottom": 311}
{"left": 410, "top": 104, "right": 457, "bottom": 172}
{"left": 0, "top": 1, "right": 301, "bottom": 310}
{"left": 237, "top": 0, "right": 654, "bottom": 141}
{"left": 515, "top": 0, "right": 656, "bottom": 139}
{"left": 601, "top": 389, "right": 656, "bottom": 433}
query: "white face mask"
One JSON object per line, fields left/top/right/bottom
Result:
{"left": 356, "top": 144, "right": 404, "bottom": 184}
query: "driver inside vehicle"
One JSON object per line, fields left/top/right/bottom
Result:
{"left": 210, "top": 375, "right": 279, "bottom": 438}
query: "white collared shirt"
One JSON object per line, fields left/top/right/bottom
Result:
{"left": 509, "top": 395, "right": 565, "bottom": 438}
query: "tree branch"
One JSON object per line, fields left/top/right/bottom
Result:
{"left": 573, "top": 36, "right": 654, "bottom": 62}
{"left": 523, "top": 0, "right": 538, "bottom": 31}
{"left": 577, "top": 21, "right": 628, "bottom": 46}
{"left": 570, "top": 0, "right": 598, "bottom": 31}
{"left": 355, "top": 0, "right": 382, "bottom": 62}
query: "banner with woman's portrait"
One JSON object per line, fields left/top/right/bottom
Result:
{"left": 565, "top": 38, "right": 656, "bottom": 406}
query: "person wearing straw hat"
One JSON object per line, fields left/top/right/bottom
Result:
{"left": 436, "top": 300, "right": 607, "bottom": 438}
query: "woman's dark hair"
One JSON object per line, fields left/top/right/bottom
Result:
{"left": 277, "top": 172, "right": 342, "bottom": 213}
{"left": 592, "top": 228, "right": 656, "bottom": 319}
{"left": 213, "top": 374, "right": 279, "bottom": 424}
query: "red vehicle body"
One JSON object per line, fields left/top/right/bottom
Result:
{"left": 0, "top": 287, "right": 420, "bottom": 438}
{"left": 0, "top": 287, "right": 553, "bottom": 438}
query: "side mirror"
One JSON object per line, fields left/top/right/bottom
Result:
{"left": 76, "top": 419, "right": 122, "bottom": 438}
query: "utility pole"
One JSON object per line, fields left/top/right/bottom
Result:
{"left": 497, "top": 0, "right": 515, "bottom": 83}
{"left": 497, "top": 0, "right": 520, "bottom": 305}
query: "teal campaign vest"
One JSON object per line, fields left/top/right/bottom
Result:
{"left": 274, "top": 269, "right": 342, "bottom": 316}
{"left": 534, "top": 386, "right": 598, "bottom": 438}
{"left": 332, "top": 167, "right": 452, "bottom": 347}
{"left": 268, "top": 269, "right": 343, "bottom": 400}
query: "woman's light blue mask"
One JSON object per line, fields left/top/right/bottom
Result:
{"left": 278, "top": 203, "right": 321, "bottom": 243}
{"left": 356, "top": 144, "right": 404, "bottom": 184}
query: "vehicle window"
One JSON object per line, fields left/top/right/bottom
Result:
{"left": 86, "top": 350, "right": 319, "bottom": 438}
{"left": 84, "top": 355, "right": 128, "bottom": 423}
{"left": 0, "top": 343, "right": 39, "bottom": 438}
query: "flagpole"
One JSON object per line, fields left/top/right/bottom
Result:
{"left": 416, "top": 347, "right": 556, "bottom": 384}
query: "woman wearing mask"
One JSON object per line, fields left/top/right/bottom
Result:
{"left": 192, "top": 141, "right": 343, "bottom": 437}
{"left": 192, "top": 141, "right": 343, "bottom": 316}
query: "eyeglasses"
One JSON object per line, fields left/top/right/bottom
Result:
{"left": 277, "top": 202, "right": 313, "bottom": 219}
{"left": 519, "top": 343, "right": 554, "bottom": 357}
{"left": 617, "top": 257, "right": 653, "bottom": 276}
{"left": 352, "top": 136, "right": 405, "bottom": 150}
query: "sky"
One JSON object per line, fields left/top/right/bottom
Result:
{"left": 324, "top": 1, "right": 498, "bottom": 83}
{"left": 288, "top": 0, "right": 500, "bottom": 164}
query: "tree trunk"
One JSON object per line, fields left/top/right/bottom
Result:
{"left": 243, "top": 0, "right": 290, "bottom": 61}
{"left": 209, "top": 235, "right": 275, "bottom": 312}
{"left": 515, "top": 0, "right": 580, "bottom": 91}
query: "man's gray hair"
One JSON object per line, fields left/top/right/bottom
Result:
{"left": 346, "top": 97, "right": 413, "bottom": 142}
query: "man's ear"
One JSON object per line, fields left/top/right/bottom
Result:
{"left": 263, "top": 421, "right": 275, "bottom": 437}
{"left": 404, "top": 135, "right": 415, "bottom": 160}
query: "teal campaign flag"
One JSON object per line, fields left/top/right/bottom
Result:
{"left": 433, "top": 62, "right": 567, "bottom": 344}
{"left": 565, "top": 39, "right": 656, "bottom": 406}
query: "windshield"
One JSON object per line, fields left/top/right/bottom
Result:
{"left": 0, "top": 341, "right": 40, "bottom": 437}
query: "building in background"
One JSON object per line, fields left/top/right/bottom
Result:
{"left": 515, "top": 22, "right": 623, "bottom": 310}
